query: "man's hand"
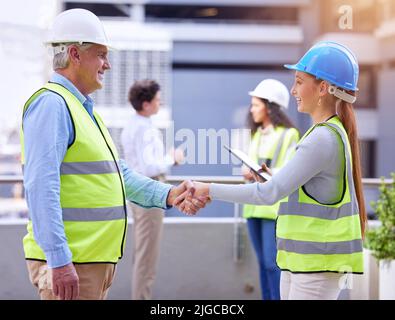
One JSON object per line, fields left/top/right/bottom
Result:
{"left": 166, "top": 180, "right": 194, "bottom": 206}
{"left": 173, "top": 147, "right": 185, "bottom": 165}
{"left": 173, "top": 181, "right": 211, "bottom": 216}
{"left": 167, "top": 180, "right": 209, "bottom": 215}
{"left": 51, "top": 262, "right": 79, "bottom": 300}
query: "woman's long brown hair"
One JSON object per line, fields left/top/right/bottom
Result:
{"left": 336, "top": 98, "right": 367, "bottom": 238}
{"left": 318, "top": 78, "right": 367, "bottom": 237}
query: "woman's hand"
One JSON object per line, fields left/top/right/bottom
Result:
{"left": 250, "top": 163, "right": 272, "bottom": 183}
{"left": 242, "top": 165, "right": 254, "bottom": 181}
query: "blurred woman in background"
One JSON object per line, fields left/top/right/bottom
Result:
{"left": 242, "top": 79, "right": 299, "bottom": 300}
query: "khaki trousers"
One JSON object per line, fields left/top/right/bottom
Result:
{"left": 280, "top": 271, "right": 345, "bottom": 300}
{"left": 26, "top": 260, "right": 116, "bottom": 300}
{"left": 129, "top": 202, "right": 164, "bottom": 300}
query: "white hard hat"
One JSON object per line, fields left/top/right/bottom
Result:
{"left": 45, "top": 9, "right": 112, "bottom": 48}
{"left": 248, "top": 79, "right": 290, "bottom": 109}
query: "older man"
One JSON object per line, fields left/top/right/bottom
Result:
{"left": 21, "top": 8, "right": 206, "bottom": 300}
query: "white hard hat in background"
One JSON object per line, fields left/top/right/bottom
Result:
{"left": 248, "top": 79, "right": 290, "bottom": 109}
{"left": 45, "top": 8, "right": 112, "bottom": 48}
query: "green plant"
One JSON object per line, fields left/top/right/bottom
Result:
{"left": 365, "top": 173, "right": 395, "bottom": 260}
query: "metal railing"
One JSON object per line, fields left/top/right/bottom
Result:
{"left": 0, "top": 175, "right": 24, "bottom": 183}
{"left": 0, "top": 175, "right": 393, "bottom": 263}
{"left": 1, "top": 175, "right": 393, "bottom": 186}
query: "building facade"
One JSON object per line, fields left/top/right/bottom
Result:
{"left": 63, "top": 0, "right": 394, "bottom": 181}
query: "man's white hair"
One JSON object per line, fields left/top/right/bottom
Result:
{"left": 52, "top": 43, "right": 93, "bottom": 70}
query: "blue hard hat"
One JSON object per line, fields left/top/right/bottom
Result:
{"left": 284, "top": 41, "right": 359, "bottom": 91}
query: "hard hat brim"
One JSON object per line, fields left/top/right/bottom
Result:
{"left": 284, "top": 64, "right": 300, "bottom": 71}
{"left": 284, "top": 63, "right": 315, "bottom": 78}
{"left": 248, "top": 90, "right": 267, "bottom": 100}
{"left": 44, "top": 40, "right": 117, "bottom": 51}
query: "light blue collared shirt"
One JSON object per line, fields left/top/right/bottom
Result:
{"left": 23, "top": 73, "right": 172, "bottom": 268}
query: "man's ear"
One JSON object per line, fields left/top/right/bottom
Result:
{"left": 68, "top": 46, "right": 81, "bottom": 65}
{"left": 141, "top": 101, "right": 150, "bottom": 112}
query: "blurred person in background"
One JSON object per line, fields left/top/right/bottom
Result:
{"left": 121, "top": 79, "right": 184, "bottom": 300}
{"left": 242, "top": 79, "right": 299, "bottom": 300}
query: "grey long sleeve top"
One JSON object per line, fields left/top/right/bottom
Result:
{"left": 210, "top": 126, "right": 345, "bottom": 206}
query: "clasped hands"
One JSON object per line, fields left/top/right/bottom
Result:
{"left": 167, "top": 164, "right": 271, "bottom": 215}
{"left": 167, "top": 180, "right": 211, "bottom": 215}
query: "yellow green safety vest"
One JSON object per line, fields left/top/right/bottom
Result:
{"left": 243, "top": 126, "right": 299, "bottom": 220}
{"left": 21, "top": 82, "right": 127, "bottom": 264}
{"left": 276, "top": 116, "right": 363, "bottom": 273}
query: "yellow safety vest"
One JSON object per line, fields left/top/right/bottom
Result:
{"left": 276, "top": 116, "right": 363, "bottom": 273}
{"left": 243, "top": 126, "right": 299, "bottom": 220}
{"left": 21, "top": 82, "right": 127, "bottom": 263}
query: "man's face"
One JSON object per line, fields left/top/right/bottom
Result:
{"left": 77, "top": 44, "right": 111, "bottom": 94}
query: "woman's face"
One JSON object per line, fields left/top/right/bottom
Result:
{"left": 290, "top": 71, "right": 320, "bottom": 114}
{"left": 250, "top": 96, "right": 267, "bottom": 124}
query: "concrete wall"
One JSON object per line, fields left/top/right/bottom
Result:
{"left": 0, "top": 218, "right": 261, "bottom": 300}
{"left": 173, "top": 42, "right": 302, "bottom": 65}
{"left": 1, "top": 217, "right": 381, "bottom": 300}
{"left": 170, "top": 68, "right": 302, "bottom": 177}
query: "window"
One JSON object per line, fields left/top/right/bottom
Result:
{"left": 359, "top": 139, "right": 376, "bottom": 178}
{"left": 91, "top": 50, "right": 172, "bottom": 108}
{"left": 145, "top": 5, "right": 299, "bottom": 25}
{"left": 354, "top": 67, "right": 377, "bottom": 109}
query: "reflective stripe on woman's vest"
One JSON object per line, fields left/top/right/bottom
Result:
{"left": 20, "top": 82, "right": 127, "bottom": 263}
{"left": 243, "top": 127, "right": 299, "bottom": 220}
{"left": 276, "top": 116, "right": 363, "bottom": 273}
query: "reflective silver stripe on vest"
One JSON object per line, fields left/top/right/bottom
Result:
{"left": 277, "top": 237, "right": 363, "bottom": 254}
{"left": 278, "top": 201, "right": 357, "bottom": 220}
{"left": 62, "top": 206, "right": 125, "bottom": 221}
{"left": 60, "top": 161, "right": 118, "bottom": 175}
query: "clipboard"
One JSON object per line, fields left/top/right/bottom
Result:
{"left": 224, "top": 145, "right": 271, "bottom": 182}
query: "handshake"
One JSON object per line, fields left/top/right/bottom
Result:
{"left": 167, "top": 181, "right": 211, "bottom": 215}
{"left": 166, "top": 164, "right": 269, "bottom": 215}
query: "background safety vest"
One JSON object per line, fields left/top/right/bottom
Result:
{"left": 243, "top": 126, "right": 299, "bottom": 220}
{"left": 276, "top": 116, "right": 363, "bottom": 273}
{"left": 21, "top": 82, "right": 127, "bottom": 263}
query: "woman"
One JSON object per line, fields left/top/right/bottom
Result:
{"left": 242, "top": 79, "right": 299, "bottom": 300}
{"left": 176, "top": 41, "right": 366, "bottom": 300}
